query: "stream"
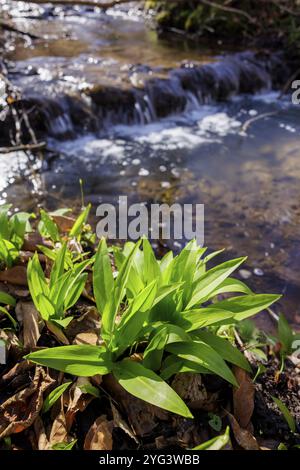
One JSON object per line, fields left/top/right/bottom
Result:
{"left": 1, "top": 1, "right": 300, "bottom": 329}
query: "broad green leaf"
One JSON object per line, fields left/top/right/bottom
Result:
{"left": 202, "top": 277, "right": 252, "bottom": 302}
{"left": 0, "top": 239, "right": 19, "bottom": 267}
{"left": 69, "top": 204, "right": 91, "bottom": 238}
{"left": 49, "top": 243, "right": 68, "bottom": 289}
{"left": 208, "top": 294, "right": 281, "bottom": 321}
{"left": 272, "top": 396, "right": 296, "bottom": 433}
{"left": 37, "top": 293, "right": 56, "bottom": 320}
{"left": 93, "top": 238, "right": 115, "bottom": 315}
{"left": 144, "top": 324, "right": 190, "bottom": 371}
{"left": 160, "top": 355, "right": 211, "bottom": 380}
{"left": 166, "top": 341, "right": 238, "bottom": 386}
{"left": 102, "top": 241, "right": 141, "bottom": 340}
{"left": 142, "top": 238, "right": 160, "bottom": 284}
{"left": 27, "top": 253, "right": 50, "bottom": 315}
{"left": 113, "top": 359, "right": 193, "bottom": 418}
{"left": 0, "top": 306, "right": 17, "bottom": 329}
{"left": 42, "top": 381, "right": 72, "bottom": 414}
{"left": 278, "top": 314, "right": 294, "bottom": 356}
{"left": 26, "top": 345, "right": 112, "bottom": 376}
{"left": 0, "top": 291, "right": 16, "bottom": 307}
{"left": 193, "top": 426, "right": 230, "bottom": 450}
{"left": 177, "top": 308, "right": 236, "bottom": 332}
{"left": 192, "top": 330, "right": 251, "bottom": 372}
{"left": 186, "top": 257, "right": 247, "bottom": 309}
{"left": 39, "top": 210, "right": 60, "bottom": 242}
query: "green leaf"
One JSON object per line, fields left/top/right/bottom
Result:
{"left": 166, "top": 341, "right": 238, "bottom": 386}
{"left": 178, "top": 308, "right": 236, "bottom": 332}
{"left": 0, "top": 291, "right": 16, "bottom": 307}
{"left": 192, "top": 330, "right": 251, "bottom": 372}
{"left": 52, "top": 440, "right": 77, "bottom": 450}
{"left": 102, "top": 241, "right": 141, "bottom": 340}
{"left": 160, "top": 354, "right": 210, "bottom": 380}
{"left": 39, "top": 210, "right": 60, "bottom": 243}
{"left": 113, "top": 359, "right": 193, "bottom": 418}
{"left": 25, "top": 345, "right": 112, "bottom": 377}
{"left": 0, "top": 239, "right": 19, "bottom": 267}
{"left": 272, "top": 396, "right": 296, "bottom": 433}
{"left": 69, "top": 204, "right": 91, "bottom": 238}
{"left": 193, "top": 426, "right": 230, "bottom": 450}
{"left": 203, "top": 277, "right": 252, "bottom": 302}
{"left": 208, "top": 294, "right": 281, "bottom": 321}
{"left": 0, "top": 306, "right": 17, "bottom": 329}
{"left": 93, "top": 238, "right": 114, "bottom": 315}
{"left": 142, "top": 238, "right": 160, "bottom": 284}
{"left": 42, "top": 382, "right": 72, "bottom": 414}
{"left": 278, "top": 314, "right": 294, "bottom": 356}
{"left": 186, "top": 257, "right": 247, "bottom": 309}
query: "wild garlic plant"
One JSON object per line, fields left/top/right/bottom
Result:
{"left": 27, "top": 243, "right": 92, "bottom": 329}
{"left": 0, "top": 204, "right": 33, "bottom": 268}
{"left": 26, "top": 238, "right": 280, "bottom": 418}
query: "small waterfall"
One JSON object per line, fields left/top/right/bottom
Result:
{"left": 5, "top": 51, "right": 290, "bottom": 143}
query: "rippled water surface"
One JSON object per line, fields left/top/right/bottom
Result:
{"left": 2, "top": 1, "right": 300, "bottom": 329}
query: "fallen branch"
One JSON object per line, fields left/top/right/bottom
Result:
{"left": 200, "top": 0, "right": 257, "bottom": 25}
{"left": 0, "top": 142, "right": 46, "bottom": 154}
{"left": 9, "top": 0, "right": 140, "bottom": 8}
{"left": 0, "top": 20, "right": 40, "bottom": 40}
{"left": 241, "top": 112, "right": 278, "bottom": 133}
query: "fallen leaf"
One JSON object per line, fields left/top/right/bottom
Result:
{"left": 23, "top": 232, "right": 52, "bottom": 252}
{"left": 227, "top": 412, "right": 260, "bottom": 450}
{"left": 84, "top": 415, "right": 114, "bottom": 450}
{"left": 34, "top": 416, "right": 50, "bottom": 450}
{"left": 15, "top": 301, "right": 44, "bottom": 349}
{"left": 73, "top": 331, "right": 100, "bottom": 346}
{"left": 0, "top": 366, "right": 55, "bottom": 439}
{"left": 46, "top": 321, "right": 70, "bottom": 345}
{"left": 65, "top": 307, "right": 100, "bottom": 342}
{"left": 111, "top": 402, "right": 138, "bottom": 444}
{"left": 103, "top": 374, "right": 168, "bottom": 437}
{"left": 0, "top": 266, "right": 28, "bottom": 286}
{"left": 65, "top": 377, "right": 94, "bottom": 431}
{"left": 171, "top": 373, "right": 217, "bottom": 411}
{"left": 52, "top": 215, "right": 75, "bottom": 233}
{"left": 233, "top": 366, "right": 255, "bottom": 428}
{"left": 49, "top": 397, "right": 68, "bottom": 447}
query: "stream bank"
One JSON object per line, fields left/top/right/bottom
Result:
{"left": 0, "top": 1, "right": 300, "bottom": 329}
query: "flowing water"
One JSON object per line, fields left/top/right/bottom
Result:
{"left": 1, "top": 1, "right": 300, "bottom": 329}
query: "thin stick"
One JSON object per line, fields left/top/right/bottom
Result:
{"left": 0, "top": 142, "right": 46, "bottom": 154}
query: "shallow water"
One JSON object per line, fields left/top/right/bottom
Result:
{"left": 1, "top": 1, "right": 300, "bottom": 328}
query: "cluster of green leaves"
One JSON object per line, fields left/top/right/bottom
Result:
{"left": 38, "top": 205, "right": 92, "bottom": 244}
{"left": 0, "top": 291, "right": 16, "bottom": 328}
{"left": 26, "top": 238, "right": 280, "bottom": 418}
{"left": 27, "top": 243, "right": 92, "bottom": 329}
{"left": 0, "top": 204, "right": 33, "bottom": 267}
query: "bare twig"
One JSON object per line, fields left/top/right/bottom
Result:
{"left": 241, "top": 112, "right": 278, "bottom": 133}
{"left": 8, "top": 0, "right": 139, "bottom": 8}
{"left": 200, "top": 0, "right": 257, "bottom": 24}
{"left": 0, "top": 142, "right": 46, "bottom": 154}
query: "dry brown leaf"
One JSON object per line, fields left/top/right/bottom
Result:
{"left": 111, "top": 402, "right": 138, "bottom": 444}
{"left": 171, "top": 373, "right": 217, "bottom": 411}
{"left": 66, "top": 307, "right": 101, "bottom": 342}
{"left": 228, "top": 412, "right": 260, "bottom": 450}
{"left": 46, "top": 321, "right": 70, "bottom": 345}
{"left": 15, "top": 301, "right": 44, "bottom": 349}
{"left": 65, "top": 377, "right": 94, "bottom": 431}
{"left": 0, "top": 366, "right": 55, "bottom": 439}
{"left": 49, "top": 398, "right": 68, "bottom": 447}
{"left": 103, "top": 374, "right": 168, "bottom": 437}
{"left": 52, "top": 215, "right": 75, "bottom": 233}
{"left": 73, "top": 331, "right": 100, "bottom": 346}
{"left": 0, "top": 360, "right": 34, "bottom": 386}
{"left": 34, "top": 416, "right": 50, "bottom": 450}
{"left": 23, "top": 232, "right": 52, "bottom": 252}
{"left": 84, "top": 415, "right": 114, "bottom": 450}
{"left": 233, "top": 366, "right": 255, "bottom": 428}
{"left": 0, "top": 266, "right": 28, "bottom": 286}
{"left": 0, "top": 328, "right": 22, "bottom": 360}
